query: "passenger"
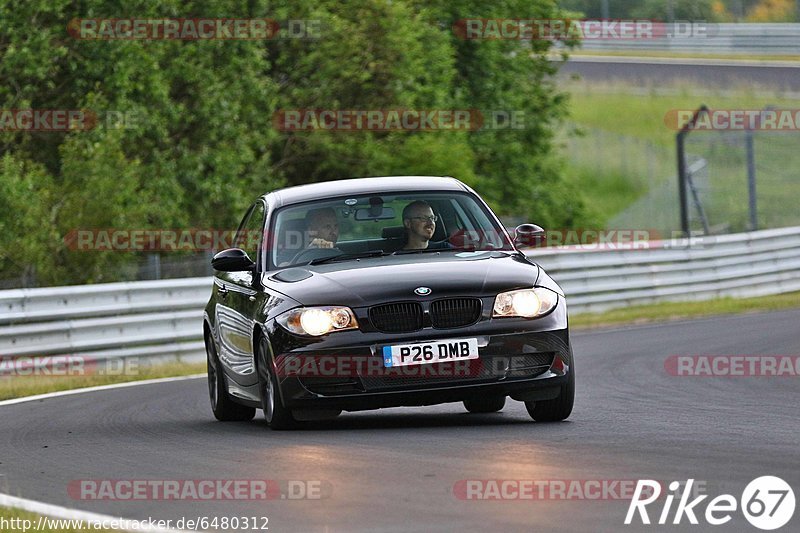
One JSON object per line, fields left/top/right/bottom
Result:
{"left": 401, "top": 200, "right": 448, "bottom": 250}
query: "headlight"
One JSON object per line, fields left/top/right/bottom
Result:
{"left": 276, "top": 306, "right": 359, "bottom": 336}
{"left": 493, "top": 287, "right": 558, "bottom": 319}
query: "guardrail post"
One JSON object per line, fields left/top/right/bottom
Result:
{"left": 677, "top": 133, "right": 689, "bottom": 237}
{"left": 745, "top": 128, "right": 757, "bottom": 231}
{"left": 676, "top": 105, "right": 709, "bottom": 237}
{"left": 147, "top": 254, "right": 162, "bottom": 280}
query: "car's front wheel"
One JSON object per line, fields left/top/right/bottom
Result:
{"left": 525, "top": 362, "right": 575, "bottom": 422}
{"left": 206, "top": 334, "right": 255, "bottom": 422}
{"left": 463, "top": 396, "right": 506, "bottom": 413}
{"left": 257, "top": 337, "right": 298, "bottom": 430}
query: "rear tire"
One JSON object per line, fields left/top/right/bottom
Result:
{"left": 257, "top": 337, "right": 299, "bottom": 430}
{"left": 206, "top": 334, "right": 256, "bottom": 422}
{"left": 525, "top": 361, "right": 575, "bottom": 422}
{"left": 463, "top": 396, "right": 506, "bottom": 413}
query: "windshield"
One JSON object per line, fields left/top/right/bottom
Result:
{"left": 270, "top": 191, "right": 513, "bottom": 268}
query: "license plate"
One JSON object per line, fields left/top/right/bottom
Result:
{"left": 382, "top": 338, "right": 479, "bottom": 368}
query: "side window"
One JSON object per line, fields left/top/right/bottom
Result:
{"left": 234, "top": 202, "right": 266, "bottom": 267}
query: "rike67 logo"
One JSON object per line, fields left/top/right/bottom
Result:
{"left": 625, "top": 477, "right": 795, "bottom": 530}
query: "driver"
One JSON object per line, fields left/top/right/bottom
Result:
{"left": 305, "top": 207, "right": 339, "bottom": 249}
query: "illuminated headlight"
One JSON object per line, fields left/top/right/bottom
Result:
{"left": 276, "top": 307, "right": 359, "bottom": 336}
{"left": 493, "top": 287, "right": 558, "bottom": 319}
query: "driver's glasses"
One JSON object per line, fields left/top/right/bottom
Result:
{"left": 409, "top": 215, "right": 437, "bottom": 223}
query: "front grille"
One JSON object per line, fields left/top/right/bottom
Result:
{"left": 360, "top": 353, "right": 556, "bottom": 391}
{"left": 505, "top": 353, "right": 555, "bottom": 377}
{"left": 510, "top": 353, "right": 554, "bottom": 368}
{"left": 430, "top": 298, "right": 482, "bottom": 329}
{"left": 360, "top": 361, "right": 498, "bottom": 391}
{"left": 299, "top": 376, "right": 363, "bottom": 396}
{"left": 369, "top": 302, "right": 423, "bottom": 333}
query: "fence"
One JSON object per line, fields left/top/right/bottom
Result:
{"left": 0, "top": 253, "right": 214, "bottom": 291}
{"left": 2, "top": 225, "right": 800, "bottom": 367}
{"left": 563, "top": 123, "right": 800, "bottom": 236}
{"left": 577, "top": 23, "right": 800, "bottom": 56}
{"left": 683, "top": 128, "right": 800, "bottom": 234}
{"left": 561, "top": 126, "right": 680, "bottom": 234}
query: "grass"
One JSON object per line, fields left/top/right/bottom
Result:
{"left": 571, "top": 290, "right": 800, "bottom": 329}
{"left": 563, "top": 162, "right": 647, "bottom": 227}
{"left": 0, "top": 507, "right": 113, "bottom": 532}
{"left": 0, "top": 361, "right": 205, "bottom": 401}
{"left": 561, "top": 80, "right": 800, "bottom": 231}
{"left": 565, "top": 80, "right": 800, "bottom": 146}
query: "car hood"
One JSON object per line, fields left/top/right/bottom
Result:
{"left": 262, "top": 251, "right": 540, "bottom": 307}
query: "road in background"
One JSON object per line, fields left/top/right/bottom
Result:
{"left": 559, "top": 56, "right": 800, "bottom": 91}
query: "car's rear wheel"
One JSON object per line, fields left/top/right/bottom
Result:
{"left": 206, "top": 334, "right": 255, "bottom": 421}
{"left": 463, "top": 396, "right": 506, "bottom": 413}
{"left": 525, "top": 362, "right": 575, "bottom": 422}
{"left": 257, "top": 337, "right": 298, "bottom": 430}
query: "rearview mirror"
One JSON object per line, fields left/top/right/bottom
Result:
{"left": 513, "top": 224, "right": 545, "bottom": 248}
{"left": 211, "top": 248, "right": 255, "bottom": 272}
{"left": 355, "top": 206, "right": 395, "bottom": 221}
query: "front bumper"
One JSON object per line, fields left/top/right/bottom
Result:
{"left": 267, "top": 319, "right": 572, "bottom": 411}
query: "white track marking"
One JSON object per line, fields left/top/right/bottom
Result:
{"left": 0, "top": 376, "right": 208, "bottom": 531}
{"left": 0, "top": 492, "right": 195, "bottom": 533}
{"left": 0, "top": 374, "right": 206, "bottom": 407}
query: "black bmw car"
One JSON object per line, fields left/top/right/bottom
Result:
{"left": 204, "top": 176, "right": 574, "bottom": 429}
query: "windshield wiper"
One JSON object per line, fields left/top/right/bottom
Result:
{"left": 392, "top": 247, "right": 514, "bottom": 256}
{"left": 309, "top": 250, "right": 390, "bottom": 265}
{"left": 392, "top": 247, "right": 469, "bottom": 255}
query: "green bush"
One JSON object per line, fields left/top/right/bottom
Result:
{"left": 0, "top": 0, "right": 590, "bottom": 286}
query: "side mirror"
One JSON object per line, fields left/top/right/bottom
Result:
{"left": 211, "top": 248, "right": 255, "bottom": 272}
{"left": 513, "top": 224, "right": 545, "bottom": 248}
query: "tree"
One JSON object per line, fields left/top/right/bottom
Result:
{"left": 1, "top": 0, "right": 593, "bottom": 286}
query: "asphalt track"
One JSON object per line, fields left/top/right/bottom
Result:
{"left": 1, "top": 309, "right": 799, "bottom": 532}
{"left": 558, "top": 56, "right": 800, "bottom": 91}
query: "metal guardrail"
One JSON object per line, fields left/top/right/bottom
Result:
{"left": 2, "top": 225, "right": 800, "bottom": 365}
{"left": 528, "top": 225, "right": 800, "bottom": 313}
{"left": 578, "top": 23, "right": 800, "bottom": 55}
{"left": 0, "top": 278, "right": 209, "bottom": 365}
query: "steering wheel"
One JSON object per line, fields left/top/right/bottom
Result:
{"left": 290, "top": 247, "right": 342, "bottom": 265}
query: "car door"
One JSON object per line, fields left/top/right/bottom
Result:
{"left": 214, "top": 201, "right": 266, "bottom": 391}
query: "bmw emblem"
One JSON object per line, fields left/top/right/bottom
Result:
{"left": 414, "top": 287, "right": 432, "bottom": 296}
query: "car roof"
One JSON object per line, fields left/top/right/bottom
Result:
{"left": 264, "top": 176, "right": 468, "bottom": 208}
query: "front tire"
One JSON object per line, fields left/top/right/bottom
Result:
{"left": 206, "top": 334, "right": 255, "bottom": 422}
{"left": 463, "top": 396, "right": 506, "bottom": 413}
{"left": 525, "top": 361, "right": 575, "bottom": 422}
{"left": 257, "top": 337, "right": 298, "bottom": 430}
